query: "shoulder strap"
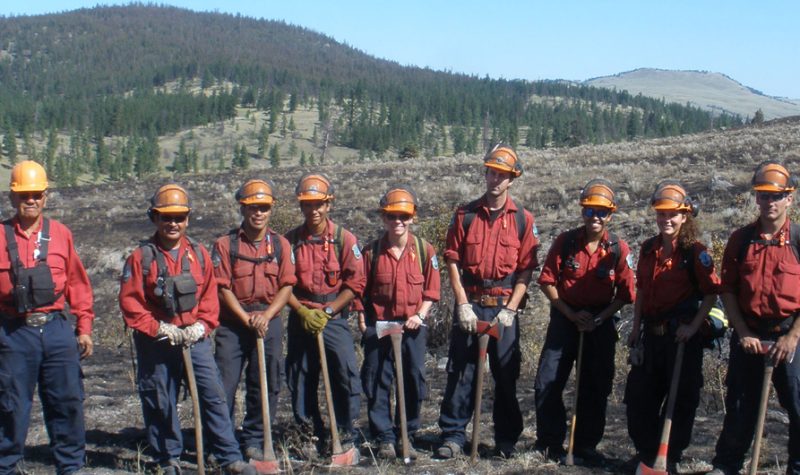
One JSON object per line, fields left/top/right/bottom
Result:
{"left": 4, "top": 221, "right": 21, "bottom": 280}
{"left": 606, "top": 232, "right": 621, "bottom": 270}
{"left": 558, "top": 228, "right": 581, "bottom": 276}
{"left": 414, "top": 234, "right": 428, "bottom": 275}
{"left": 460, "top": 198, "right": 482, "bottom": 236}
{"left": 736, "top": 223, "right": 759, "bottom": 264}
{"left": 791, "top": 223, "right": 800, "bottom": 263}
{"left": 272, "top": 233, "right": 283, "bottom": 265}
{"left": 38, "top": 219, "right": 51, "bottom": 261}
{"left": 333, "top": 224, "right": 345, "bottom": 264}
{"left": 186, "top": 236, "right": 206, "bottom": 273}
{"left": 510, "top": 198, "right": 527, "bottom": 241}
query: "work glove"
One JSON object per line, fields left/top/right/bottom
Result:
{"left": 457, "top": 303, "right": 478, "bottom": 333}
{"left": 156, "top": 321, "right": 185, "bottom": 346}
{"left": 181, "top": 322, "right": 206, "bottom": 346}
{"left": 493, "top": 307, "right": 516, "bottom": 328}
{"left": 297, "top": 305, "right": 329, "bottom": 334}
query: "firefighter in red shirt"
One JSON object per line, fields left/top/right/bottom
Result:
{"left": 0, "top": 161, "right": 94, "bottom": 475}
{"left": 436, "top": 144, "right": 539, "bottom": 459}
{"left": 284, "top": 173, "right": 366, "bottom": 457}
{"left": 624, "top": 181, "right": 720, "bottom": 472}
{"left": 119, "top": 184, "right": 256, "bottom": 475}
{"left": 356, "top": 186, "right": 441, "bottom": 460}
{"left": 534, "top": 179, "right": 635, "bottom": 464}
{"left": 710, "top": 162, "right": 800, "bottom": 475}
{"left": 211, "top": 179, "right": 296, "bottom": 461}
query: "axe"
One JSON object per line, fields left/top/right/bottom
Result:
{"left": 375, "top": 321, "right": 412, "bottom": 464}
{"left": 316, "top": 332, "right": 359, "bottom": 466}
{"left": 470, "top": 320, "right": 500, "bottom": 462}
{"left": 251, "top": 338, "right": 281, "bottom": 474}
{"left": 749, "top": 341, "right": 775, "bottom": 475}
{"left": 182, "top": 346, "right": 206, "bottom": 475}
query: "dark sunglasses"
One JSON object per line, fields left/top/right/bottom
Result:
{"left": 245, "top": 204, "right": 272, "bottom": 213}
{"left": 582, "top": 207, "right": 611, "bottom": 219}
{"left": 16, "top": 192, "right": 45, "bottom": 201}
{"left": 383, "top": 213, "right": 413, "bottom": 222}
{"left": 159, "top": 214, "right": 188, "bottom": 224}
{"left": 756, "top": 191, "right": 789, "bottom": 202}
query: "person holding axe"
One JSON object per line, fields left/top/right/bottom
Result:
{"left": 709, "top": 161, "right": 800, "bottom": 475}
{"left": 355, "top": 186, "right": 440, "bottom": 461}
{"left": 624, "top": 181, "right": 719, "bottom": 473}
{"left": 211, "top": 179, "right": 296, "bottom": 463}
{"left": 436, "top": 143, "right": 540, "bottom": 459}
{"left": 119, "top": 184, "right": 258, "bottom": 475}
{"left": 284, "top": 173, "right": 365, "bottom": 461}
{"left": 534, "top": 179, "right": 635, "bottom": 465}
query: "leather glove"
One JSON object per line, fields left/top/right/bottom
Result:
{"left": 156, "top": 321, "right": 185, "bottom": 346}
{"left": 297, "top": 305, "right": 329, "bottom": 334}
{"left": 494, "top": 307, "right": 516, "bottom": 328}
{"left": 181, "top": 322, "right": 206, "bottom": 346}
{"left": 457, "top": 303, "right": 478, "bottom": 333}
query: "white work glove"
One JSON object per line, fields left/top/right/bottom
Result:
{"left": 156, "top": 321, "right": 185, "bottom": 346}
{"left": 181, "top": 322, "right": 206, "bottom": 346}
{"left": 494, "top": 307, "right": 517, "bottom": 328}
{"left": 457, "top": 303, "right": 478, "bottom": 333}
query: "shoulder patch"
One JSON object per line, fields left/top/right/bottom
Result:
{"left": 211, "top": 247, "right": 222, "bottom": 268}
{"left": 626, "top": 254, "right": 634, "bottom": 269}
{"left": 699, "top": 250, "right": 713, "bottom": 268}
{"left": 121, "top": 262, "right": 132, "bottom": 283}
{"left": 431, "top": 254, "right": 439, "bottom": 270}
{"left": 352, "top": 243, "right": 362, "bottom": 260}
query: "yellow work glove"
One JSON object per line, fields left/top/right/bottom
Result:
{"left": 297, "top": 305, "right": 329, "bottom": 334}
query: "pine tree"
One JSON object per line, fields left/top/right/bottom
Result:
{"left": 269, "top": 143, "right": 280, "bottom": 168}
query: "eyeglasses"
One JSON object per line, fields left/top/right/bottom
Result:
{"left": 158, "top": 214, "right": 188, "bottom": 224}
{"left": 383, "top": 213, "right": 413, "bottom": 222}
{"left": 582, "top": 207, "right": 611, "bottom": 219}
{"left": 16, "top": 192, "right": 45, "bottom": 201}
{"left": 756, "top": 191, "right": 789, "bottom": 202}
{"left": 245, "top": 204, "right": 272, "bottom": 213}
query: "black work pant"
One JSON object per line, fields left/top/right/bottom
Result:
{"left": 534, "top": 306, "right": 617, "bottom": 451}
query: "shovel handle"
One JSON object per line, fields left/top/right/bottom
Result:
{"left": 390, "top": 332, "right": 410, "bottom": 462}
{"left": 565, "top": 331, "right": 585, "bottom": 466}
{"left": 749, "top": 359, "right": 775, "bottom": 475}
{"left": 470, "top": 333, "right": 490, "bottom": 462}
{"left": 256, "top": 338, "right": 277, "bottom": 461}
{"left": 182, "top": 346, "right": 206, "bottom": 475}
{"left": 317, "top": 332, "right": 343, "bottom": 454}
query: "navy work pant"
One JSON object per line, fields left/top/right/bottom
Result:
{"left": 215, "top": 316, "right": 282, "bottom": 450}
{"left": 361, "top": 322, "right": 427, "bottom": 444}
{"left": 0, "top": 315, "right": 85, "bottom": 475}
{"left": 438, "top": 304, "right": 522, "bottom": 446}
{"left": 534, "top": 306, "right": 617, "bottom": 451}
{"left": 624, "top": 331, "right": 703, "bottom": 464}
{"left": 713, "top": 331, "right": 800, "bottom": 475}
{"left": 134, "top": 333, "right": 242, "bottom": 466}
{"left": 285, "top": 314, "right": 361, "bottom": 441}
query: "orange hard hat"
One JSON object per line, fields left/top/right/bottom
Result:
{"left": 651, "top": 181, "right": 694, "bottom": 213}
{"left": 380, "top": 186, "right": 417, "bottom": 215}
{"left": 149, "top": 184, "right": 191, "bottom": 215}
{"left": 10, "top": 160, "right": 48, "bottom": 193}
{"left": 236, "top": 179, "right": 275, "bottom": 206}
{"left": 295, "top": 173, "right": 334, "bottom": 201}
{"left": 483, "top": 143, "right": 522, "bottom": 177}
{"left": 580, "top": 179, "right": 617, "bottom": 211}
{"left": 752, "top": 161, "right": 796, "bottom": 192}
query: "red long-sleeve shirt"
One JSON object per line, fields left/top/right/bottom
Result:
{"left": 0, "top": 216, "right": 95, "bottom": 335}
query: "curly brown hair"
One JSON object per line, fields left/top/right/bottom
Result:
{"left": 677, "top": 212, "right": 699, "bottom": 251}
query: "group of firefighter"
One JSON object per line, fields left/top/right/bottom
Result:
{"left": 0, "top": 146, "right": 798, "bottom": 475}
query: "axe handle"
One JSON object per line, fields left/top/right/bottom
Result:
{"left": 182, "top": 346, "right": 206, "bottom": 475}
{"left": 749, "top": 360, "right": 774, "bottom": 475}
{"left": 317, "top": 332, "right": 343, "bottom": 454}
{"left": 565, "top": 331, "right": 585, "bottom": 466}
{"left": 470, "top": 333, "right": 490, "bottom": 462}
{"left": 256, "top": 338, "right": 277, "bottom": 461}
{"left": 653, "top": 341, "right": 685, "bottom": 472}
{"left": 390, "top": 332, "right": 410, "bottom": 461}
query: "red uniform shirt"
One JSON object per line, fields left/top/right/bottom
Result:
{"left": 444, "top": 196, "right": 539, "bottom": 296}
{"left": 0, "top": 217, "right": 95, "bottom": 335}
{"left": 119, "top": 235, "right": 219, "bottom": 337}
{"left": 286, "top": 219, "right": 366, "bottom": 308}
{"left": 357, "top": 233, "right": 441, "bottom": 320}
{"left": 720, "top": 219, "right": 800, "bottom": 319}
{"left": 537, "top": 227, "right": 635, "bottom": 309}
{"left": 212, "top": 228, "right": 297, "bottom": 318}
{"left": 637, "top": 236, "right": 720, "bottom": 319}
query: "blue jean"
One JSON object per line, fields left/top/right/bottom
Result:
{"left": 0, "top": 315, "right": 85, "bottom": 475}
{"left": 134, "top": 333, "right": 242, "bottom": 466}
{"left": 438, "top": 303, "right": 522, "bottom": 446}
{"left": 361, "top": 323, "right": 427, "bottom": 444}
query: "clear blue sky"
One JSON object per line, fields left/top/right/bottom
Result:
{"left": 3, "top": 1, "right": 799, "bottom": 99}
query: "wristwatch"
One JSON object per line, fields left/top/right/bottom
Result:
{"left": 324, "top": 306, "right": 335, "bottom": 317}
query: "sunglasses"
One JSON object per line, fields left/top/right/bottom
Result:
{"left": 16, "top": 192, "right": 45, "bottom": 201}
{"left": 245, "top": 204, "right": 272, "bottom": 213}
{"left": 582, "top": 208, "right": 611, "bottom": 219}
{"left": 384, "top": 213, "right": 413, "bottom": 222}
{"left": 158, "top": 214, "right": 188, "bottom": 224}
{"left": 756, "top": 191, "right": 789, "bottom": 202}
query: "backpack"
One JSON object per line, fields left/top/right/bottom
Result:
{"left": 736, "top": 222, "right": 800, "bottom": 264}
{"left": 227, "top": 228, "right": 283, "bottom": 267}
{"left": 366, "top": 234, "right": 429, "bottom": 282}
{"left": 461, "top": 197, "right": 527, "bottom": 242}
{"left": 558, "top": 227, "right": 621, "bottom": 282}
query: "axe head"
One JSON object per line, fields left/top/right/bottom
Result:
{"left": 330, "top": 446, "right": 360, "bottom": 466}
{"left": 635, "top": 461, "right": 667, "bottom": 475}
{"left": 476, "top": 320, "right": 500, "bottom": 339}
{"left": 250, "top": 458, "right": 281, "bottom": 474}
{"left": 375, "top": 321, "right": 404, "bottom": 339}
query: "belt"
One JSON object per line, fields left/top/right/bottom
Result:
{"left": 293, "top": 288, "right": 338, "bottom": 304}
{"left": 469, "top": 294, "right": 509, "bottom": 308}
{"left": 242, "top": 303, "right": 269, "bottom": 312}
{"left": 1, "top": 312, "right": 60, "bottom": 327}
{"left": 745, "top": 314, "right": 796, "bottom": 336}
{"left": 645, "top": 321, "right": 668, "bottom": 336}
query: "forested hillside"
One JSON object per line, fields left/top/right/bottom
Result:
{"left": 0, "top": 4, "right": 742, "bottom": 185}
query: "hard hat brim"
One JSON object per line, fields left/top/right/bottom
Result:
{"left": 11, "top": 184, "right": 48, "bottom": 193}
{"left": 382, "top": 203, "right": 416, "bottom": 214}
{"left": 240, "top": 196, "right": 274, "bottom": 206}
{"left": 154, "top": 205, "right": 191, "bottom": 214}
{"left": 484, "top": 162, "right": 519, "bottom": 176}
{"left": 753, "top": 183, "right": 790, "bottom": 192}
